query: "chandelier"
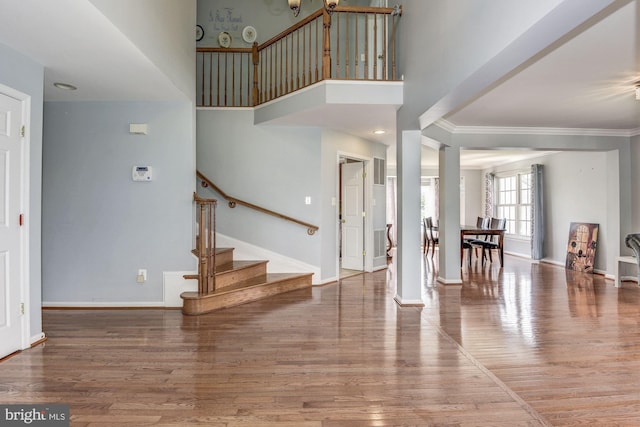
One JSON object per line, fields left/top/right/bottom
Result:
{"left": 288, "top": 0, "right": 340, "bottom": 17}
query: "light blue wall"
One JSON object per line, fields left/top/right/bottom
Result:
{"left": 197, "top": 0, "right": 373, "bottom": 49}
{"left": 0, "top": 42, "right": 44, "bottom": 339}
{"left": 196, "top": 109, "right": 387, "bottom": 282}
{"left": 43, "top": 102, "right": 195, "bottom": 303}
{"left": 196, "top": 109, "right": 323, "bottom": 267}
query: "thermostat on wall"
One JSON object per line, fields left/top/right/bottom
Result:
{"left": 132, "top": 166, "right": 153, "bottom": 181}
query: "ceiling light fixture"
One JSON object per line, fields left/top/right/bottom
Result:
{"left": 288, "top": 0, "right": 340, "bottom": 17}
{"left": 636, "top": 85, "right": 640, "bottom": 101}
{"left": 53, "top": 82, "right": 77, "bottom": 91}
{"left": 288, "top": 0, "right": 301, "bottom": 17}
{"left": 373, "top": 130, "right": 386, "bottom": 135}
{"left": 323, "top": 0, "right": 339, "bottom": 14}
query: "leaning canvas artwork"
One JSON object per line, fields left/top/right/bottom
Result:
{"left": 565, "top": 222, "right": 599, "bottom": 273}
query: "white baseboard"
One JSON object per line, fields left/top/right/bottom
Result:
{"left": 541, "top": 258, "right": 613, "bottom": 278}
{"left": 541, "top": 259, "right": 564, "bottom": 268}
{"left": 504, "top": 250, "right": 532, "bottom": 259}
{"left": 393, "top": 295, "right": 424, "bottom": 306}
{"left": 30, "top": 332, "right": 46, "bottom": 346}
{"left": 316, "top": 276, "right": 338, "bottom": 285}
{"left": 42, "top": 301, "right": 164, "bottom": 308}
{"left": 437, "top": 276, "right": 463, "bottom": 285}
{"left": 47, "top": 236, "right": 321, "bottom": 309}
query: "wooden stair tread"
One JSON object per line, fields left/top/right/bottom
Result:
{"left": 181, "top": 273, "right": 311, "bottom": 299}
{"left": 183, "top": 238, "right": 313, "bottom": 314}
{"left": 216, "top": 260, "right": 267, "bottom": 274}
{"left": 191, "top": 247, "right": 233, "bottom": 257}
{"left": 181, "top": 272, "right": 313, "bottom": 315}
{"left": 183, "top": 261, "right": 268, "bottom": 278}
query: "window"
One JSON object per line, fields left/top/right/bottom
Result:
{"left": 495, "top": 171, "right": 532, "bottom": 238}
{"left": 420, "top": 178, "right": 437, "bottom": 221}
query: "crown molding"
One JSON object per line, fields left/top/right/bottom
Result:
{"left": 434, "top": 119, "right": 638, "bottom": 138}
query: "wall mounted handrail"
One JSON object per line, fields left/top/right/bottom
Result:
{"left": 197, "top": 170, "right": 319, "bottom": 235}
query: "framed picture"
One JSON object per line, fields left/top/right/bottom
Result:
{"left": 218, "top": 31, "right": 231, "bottom": 48}
{"left": 565, "top": 222, "right": 598, "bottom": 273}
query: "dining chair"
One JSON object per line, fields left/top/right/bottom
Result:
{"left": 624, "top": 233, "right": 640, "bottom": 284}
{"left": 461, "top": 216, "right": 487, "bottom": 266}
{"left": 425, "top": 216, "right": 439, "bottom": 258}
{"left": 422, "top": 218, "right": 428, "bottom": 254}
{"left": 479, "top": 217, "right": 506, "bottom": 265}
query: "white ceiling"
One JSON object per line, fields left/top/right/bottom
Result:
{"left": 0, "top": 1, "right": 637, "bottom": 168}
{"left": 0, "top": 0, "right": 184, "bottom": 102}
{"left": 445, "top": 0, "right": 640, "bottom": 131}
{"left": 405, "top": 0, "right": 640, "bottom": 169}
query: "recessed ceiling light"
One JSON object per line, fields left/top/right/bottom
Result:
{"left": 373, "top": 130, "right": 386, "bottom": 135}
{"left": 53, "top": 82, "right": 77, "bottom": 91}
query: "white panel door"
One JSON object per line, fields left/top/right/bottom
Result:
{"left": 341, "top": 162, "right": 364, "bottom": 270}
{"left": 0, "top": 93, "right": 23, "bottom": 358}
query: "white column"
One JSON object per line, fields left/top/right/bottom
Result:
{"left": 395, "top": 130, "right": 423, "bottom": 305}
{"left": 437, "top": 145, "right": 463, "bottom": 284}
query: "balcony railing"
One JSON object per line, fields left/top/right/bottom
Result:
{"left": 196, "top": 5, "right": 402, "bottom": 108}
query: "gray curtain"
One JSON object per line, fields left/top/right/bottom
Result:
{"left": 433, "top": 177, "right": 439, "bottom": 223}
{"left": 484, "top": 173, "right": 494, "bottom": 217}
{"left": 531, "top": 164, "right": 545, "bottom": 260}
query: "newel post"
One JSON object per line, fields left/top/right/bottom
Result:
{"left": 322, "top": 9, "right": 332, "bottom": 79}
{"left": 252, "top": 42, "right": 259, "bottom": 106}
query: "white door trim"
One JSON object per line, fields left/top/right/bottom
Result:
{"left": 0, "top": 83, "right": 31, "bottom": 352}
{"left": 336, "top": 151, "right": 374, "bottom": 277}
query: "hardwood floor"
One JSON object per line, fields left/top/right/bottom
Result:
{"left": 1, "top": 255, "right": 639, "bottom": 426}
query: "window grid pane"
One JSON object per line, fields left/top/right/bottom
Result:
{"left": 495, "top": 172, "right": 533, "bottom": 239}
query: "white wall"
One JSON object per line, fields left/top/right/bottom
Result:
{"left": 90, "top": 0, "right": 197, "bottom": 101}
{"left": 389, "top": 164, "right": 483, "bottom": 228}
{"left": 0, "top": 42, "right": 44, "bottom": 339}
{"left": 485, "top": 151, "right": 612, "bottom": 272}
{"left": 460, "top": 169, "right": 482, "bottom": 225}
{"left": 320, "top": 129, "right": 388, "bottom": 279}
{"left": 43, "top": 102, "right": 195, "bottom": 304}
{"left": 632, "top": 135, "right": 640, "bottom": 231}
{"left": 396, "top": 0, "right": 562, "bottom": 130}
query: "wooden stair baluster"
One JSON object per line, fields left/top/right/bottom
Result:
{"left": 182, "top": 192, "right": 313, "bottom": 315}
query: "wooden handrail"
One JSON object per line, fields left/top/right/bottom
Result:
{"left": 259, "top": 9, "right": 324, "bottom": 49}
{"left": 196, "top": 5, "right": 402, "bottom": 107}
{"left": 196, "top": 170, "right": 319, "bottom": 235}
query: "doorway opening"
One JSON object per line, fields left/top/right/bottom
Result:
{"left": 339, "top": 156, "right": 366, "bottom": 279}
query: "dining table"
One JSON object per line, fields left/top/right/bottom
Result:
{"left": 460, "top": 225, "right": 506, "bottom": 266}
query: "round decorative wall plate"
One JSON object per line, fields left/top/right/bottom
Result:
{"left": 242, "top": 26, "right": 257, "bottom": 43}
{"left": 196, "top": 25, "right": 204, "bottom": 41}
{"left": 218, "top": 31, "right": 231, "bottom": 48}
